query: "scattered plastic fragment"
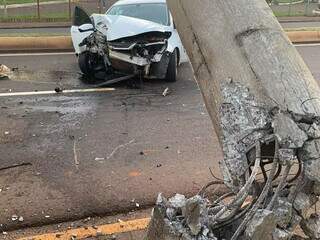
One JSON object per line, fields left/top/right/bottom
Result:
{"left": 162, "top": 87, "right": 170, "bottom": 96}
{"left": 0, "top": 65, "right": 11, "bottom": 78}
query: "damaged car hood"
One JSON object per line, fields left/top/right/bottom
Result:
{"left": 92, "top": 14, "right": 171, "bottom": 41}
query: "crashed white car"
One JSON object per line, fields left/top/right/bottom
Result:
{"left": 71, "top": 0, "right": 187, "bottom": 82}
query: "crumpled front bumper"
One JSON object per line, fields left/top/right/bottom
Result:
{"left": 109, "top": 49, "right": 163, "bottom": 67}
{"left": 108, "top": 42, "right": 171, "bottom": 79}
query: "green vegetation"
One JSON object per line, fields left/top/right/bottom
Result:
{"left": 0, "top": 12, "right": 70, "bottom": 22}
{"left": 3, "top": 0, "right": 64, "bottom": 5}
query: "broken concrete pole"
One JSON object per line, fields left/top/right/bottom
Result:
{"left": 147, "top": 0, "right": 320, "bottom": 239}
{"left": 166, "top": 0, "right": 320, "bottom": 188}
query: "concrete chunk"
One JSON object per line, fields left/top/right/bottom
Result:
{"left": 157, "top": 193, "right": 168, "bottom": 206}
{"left": 273, "top": 113, "right": 308, "bottom": 149}
{"left": 168, "top": 194, "right": 186, "bottom": 209}
{"left": 274, "top": 198, "right": 293, "bottom": 228}
{"left": 298, "top": 139, "right": 320, "bottom": 183}
{"left": 183, "top": 196, "right": 202, "bottom": 235}
{"left": 272, "top": 228, "right": 293, "bottom": 240}
{"left": 301, "top": 213, "right": 320, "bottom": 239}
{"left": 245, "top": 209, "right": 276, "bottom": 240}
{"left": 293, "top": 192, "right": 317, "bottom": 218}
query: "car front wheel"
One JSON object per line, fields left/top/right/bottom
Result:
{"left": 165, "top": 49, "right": 178, "bottom": 82}
{"left": 78, "top": 51, "right": 95, "bottom": 76}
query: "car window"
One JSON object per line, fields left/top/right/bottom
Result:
{"left": 107, "top": 3, "right": 169, "bottom": 26}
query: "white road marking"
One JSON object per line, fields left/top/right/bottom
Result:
{"left": 0, "top": 88, "right": 115, "bottom": 97}
{"left": 0, "top": 52, "right": 75, "bottom": 57}
{"left": 294, "top": 43, "right": 320, "bottom": 47}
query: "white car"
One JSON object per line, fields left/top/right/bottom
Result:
{"left": 71, "top": 0, "right": 187, "bottom": 82}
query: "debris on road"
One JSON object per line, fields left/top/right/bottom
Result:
{"left": 0, "top": 64, "right": 11, "bottom": 79}
{"left": 11, "top": 215, "right": 18, "bottom": 221}
{"left": 54, "top": 87, "right": 63, "bottom": 93}
{"left": 162, "top": 87, "right": 170, "bottom": 97}
{"left": 106, "top": 139, "right": 135, "bottom": 160}
{"left": 73, "top": 140, "right": 79, "bottom": 168}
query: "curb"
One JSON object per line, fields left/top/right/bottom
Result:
{"left": 17, "top": 218, "right": 150, "bottom": 240}
{"left": 0, "top": 22, "right": 71, "bottom": 29}
{"left": 287, "top": 30, "right": 320, "bottom": 43}
{"left": 0, "top": 30, "right": 319, "bottom": 52}
{"left": 0, "top": 36, "right": 73, "bottom": 52}
{"left": 277, "top": 16, "right": 320, "bottom": 23}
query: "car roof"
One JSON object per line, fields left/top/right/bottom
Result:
{"left": 113, "top": 0, "right": 166, "bottom": 6}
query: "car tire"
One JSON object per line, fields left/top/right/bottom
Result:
{"left": 165, "top": 49, "right": 178, "bottom": 82}
{"left": 78, "top": 51, "right": 94, "bottom": 76}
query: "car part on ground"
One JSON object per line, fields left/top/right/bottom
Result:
{"left": 0, "top": 64, "right": 11, "bottom": 79}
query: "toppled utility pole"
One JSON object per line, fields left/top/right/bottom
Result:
{"left": 147, "top": 0, "right": 320, "bottom": 239}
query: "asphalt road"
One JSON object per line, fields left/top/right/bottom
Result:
{"left": 0, "top": 44, "right": 319, "bottom": 231}
{"left": 0, "top": 53, "right": 223, "bottom": 231}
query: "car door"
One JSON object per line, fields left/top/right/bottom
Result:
{"left": 70, "top": 6, "right": 94, "bottom": 54}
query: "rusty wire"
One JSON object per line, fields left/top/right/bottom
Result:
{"left": 210, "top": 142, "right": 262, "bottom": 224}
{"left": 231, "top": 161, "right": 278, "bottom": 239}
{"left": 204, "top": 135, "right": 304, "bottom": 238}
{"left": 230, "top": 142, "right": 279, "bottom": 240}
{"left": 197, "top": 180, "right": 224, "bottom": 197}
{"left": 267, "top": 163, "right": 292, "bottom": 210}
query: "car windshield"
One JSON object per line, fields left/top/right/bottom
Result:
{"left": 107, "top": 3, "right": 169, "bottom": 26}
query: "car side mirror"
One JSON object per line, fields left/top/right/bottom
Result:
{"left": 78, "top": 24, "right": 94, "bottom": 33}
{"left": 79, "top": 28, "right": 94, "bottom": 33}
